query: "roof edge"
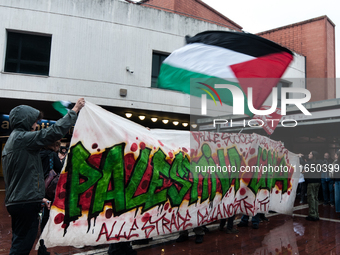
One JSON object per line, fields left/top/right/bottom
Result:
{"left": 257, "top": 15, "right": 335, "bottom": 35}
{"left": 194, "top": 0, "right": 243, "bottom": 29}
{"left": 137, "top": 0, "right": 243, "bottom": 30}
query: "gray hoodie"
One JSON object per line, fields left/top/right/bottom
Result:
{"left": 2, "top": 105, "right": 77, "bottom": 206}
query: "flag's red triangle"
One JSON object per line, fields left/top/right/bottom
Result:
{"left": 230, "top": 52, "right": 293, "bottom": 109}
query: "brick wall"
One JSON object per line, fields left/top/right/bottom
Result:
{"left": 139, "top": 0, "right": 242, "bottom": 31}
{"left": 257, "top": 16, "right": 336, "bottom": 101}
{"left": 326, "top": 20, "right": 336, "bottom": 99}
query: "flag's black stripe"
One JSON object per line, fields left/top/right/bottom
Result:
{"left": 186, "top": 31, "right": 293, "bottom": 57}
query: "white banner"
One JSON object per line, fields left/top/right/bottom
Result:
{"left": 39, "top": 101, "right": 299, "bottom": 248}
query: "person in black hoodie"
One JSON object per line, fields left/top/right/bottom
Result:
{"left": 299, "top": 151, "right": 322, "bottom": 221}
{"left": 2, "top": 98, "right": 84, "bottom": 255}
{"left": 321, "top": 152, "right": 334, "bottom": 206}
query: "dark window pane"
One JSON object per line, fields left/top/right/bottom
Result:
{"left": 160, "top": 55, "right": 167, "bottom": 63}
{"left": 4, "top": 62, "right": 17, "bottom": 73}
{"left": 21, "top": 34, "right": 51, "bottom": 62}
{"left": 5, "top": 33, "right": 20, "bottom": 59}
{"left": 5, "top": 31, "right": 51, "bottom": 76}
{"left": 20, "top": 63, "right": 49, "bottom": 76}
{"left": 151, "top": 54, "right": 160, "bottom": 77}
{"left": 151, "top": 52, "right": 169, "bottom": 87}
{"left": 151, "top": 77, "right": 158, "bottom": 88}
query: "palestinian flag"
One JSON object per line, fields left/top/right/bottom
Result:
{"left": 52, "top": 101, "right": 73, "bottom": 116}
{"left": 157, "top": 31, "right": 293, "bottom": 117}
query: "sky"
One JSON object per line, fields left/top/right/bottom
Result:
{"left": 202, "top": 0, "right": 340, "bottom": 97}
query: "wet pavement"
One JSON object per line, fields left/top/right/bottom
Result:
{"left": 1, "top": 176, "right": 340, "bottom": 255}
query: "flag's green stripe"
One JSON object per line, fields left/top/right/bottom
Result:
{"left": 158, "top": 63, "right": 252, "bottom": 117}
{"left": 52, "top": 101, "right": 69, "bottom": 116}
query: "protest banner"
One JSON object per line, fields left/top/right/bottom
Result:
{"left": 40, "top": 102, "right": 299, "bottom": 248}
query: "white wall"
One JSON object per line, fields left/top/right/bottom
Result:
{"left": 0, "top": 0, "right": 305, "bottom": 115}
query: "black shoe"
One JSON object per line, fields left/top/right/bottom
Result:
{"left": 260, "top": 216, "right": 269, "bottom": 222}
{"left": 252, "top": 224, "right": 259, "bottom": 229}
{"left": 237, "top": 221, "right": 248, "bottom": 227}
{"left": 195, "top": 235, "right": 204, "bottom": 244}
{"left": 176, "top": 234, "right": 189, "bottom": 243}
{"left": 305, "top": 216, "right": 319, "bottom": 221}
{"left": 132, "top": 238, "right": 151, "bottom": 245}
{"left": 202, "top": 225, "right": 210, "bottom": 233}
{"left": 125, "top": 247, "right": 137, "bottom": 255}
{"left": 218, "top": 219, "right": 226, "bottom": 231}
{"left": 108, "top": 243, "right": 136, "bottom": 255}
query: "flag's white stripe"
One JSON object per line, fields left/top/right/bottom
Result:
{"left": 164, "top": 43, "right": 255, "bottom": 79}
{"left": 60, "top": 101, "right": 71, "bottom": 107}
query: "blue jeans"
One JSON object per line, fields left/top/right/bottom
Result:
{"left": 241, "top": 213, "right": 260, "bottom": 226}
{"left": 334, "top": 181, "right": 340, "bottom": 213}
{"left": 321, "top": 179, "right": 334, "bottom": 204}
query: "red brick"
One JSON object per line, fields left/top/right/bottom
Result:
{"left": 140, "top": 0, "right": 243, "bottom": 31}
{"left": 257, "top": 16, "right": 336, "bottom": 101}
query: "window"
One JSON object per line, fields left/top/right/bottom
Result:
{"left": 151, "top": 52, "right": 168, "bottom": 88}
{"left": 4, "top": 31, "right": 52, "bottom": 76}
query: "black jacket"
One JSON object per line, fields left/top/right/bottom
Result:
{"left": 2, "top": 105, "right": 77, "bottom": 206}
{"left": 40, "top": 149, "right": 63, "bottom": 178}
{"left": 332, "top": 160, "right": 340, "bottom": 182}
{"left": 303, "top": 159, "right": 323, "bottom": 183}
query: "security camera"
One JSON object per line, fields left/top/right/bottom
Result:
{"left": 126, "top": 66, "right": 134, "bottom": 74}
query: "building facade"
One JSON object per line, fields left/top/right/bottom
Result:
{"left": 0, "top": 0, "right": 305, "bottom": 127}
{"left": 0, "top": 0, "right": 308, "bottom": 175}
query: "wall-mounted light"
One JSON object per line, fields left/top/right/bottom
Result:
{"left": 139, "top": 115, "right": 145, "bottom": 120}
{"left": 162, "top": 119, "right": 169, "bottom": 124}
{"left": 151, "top": 117, "right": 158, "bottom": 122}
{"left": 125, "top": 113, "right": 132, "bottom": 118}
{"left": 182, "top": 122, "right": 188, "bottom": 127}
{"left": 191, "top": 124, "right": 197, "bottom": 129}
{"left": 173, "top": 121, "right": 179, "bottom": 126}
{"left": 126, "top": 66, "right": 134, "bottom": 74}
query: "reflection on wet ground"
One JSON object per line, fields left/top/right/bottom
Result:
{"left": 135, "top": 207, "right": 340, "bottom": 255}
{"left": 1, "top": 177, "right": 340, "bottom": 255}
